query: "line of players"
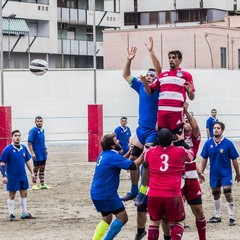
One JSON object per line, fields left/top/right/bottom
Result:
{"left": 90, "top": 37, "right": 240, "bottom": 240}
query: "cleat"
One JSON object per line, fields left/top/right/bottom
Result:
{"left": 229, "top": 218, "right": 235, "bottom": 226}
{"left": 32, "top": 184, "right": 40, "bottom": 190}
{"left": 120, "top": 192, "right": 137, "bottom": 201}
{"left": 40, "top": 184, "right": 52, "bottom": 189}
{"left": 9, "top": 214, "right": 17, "bottom": 221}
{"left": 21, "top": 212, "right": 36, "bottom": 220}
{"left": 134, "top": 192, "right": 146, "bottom": 207}
{"left": 207, "top": 216, "right": 221, "bottom": 223}
{"left": 184, "top": 223, "right": 190, "bottom": 228}
{"left": 134, "top": 231, "right": 147, "bottom": 240}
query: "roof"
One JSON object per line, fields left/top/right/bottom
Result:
{"left": 2, "top": 18, "right": 29, "bottom": 35}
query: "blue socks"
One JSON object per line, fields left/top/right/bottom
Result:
{"left": 104, "top": 219, "right": 124, "bottom": 240}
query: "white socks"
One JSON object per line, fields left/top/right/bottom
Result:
{"left": 214, "top": 198, "right": 221, "bottom": 218}
{"left": 19, "top": 196, "right": 27, "bottom": 214}
{"left": 226, "top": 202, "right": 234, "bottom": 219}
{"left": 7, "top": 199, "right": 15, "bottom": 215}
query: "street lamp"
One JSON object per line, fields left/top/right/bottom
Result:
{"left": 8, "top": 13, "right": 16, "bottom": 69}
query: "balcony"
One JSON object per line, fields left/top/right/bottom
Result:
{"left": 3, "top": 1, "right": 51, "bottom": 21}
{"left": 57, "top": 39, "right": 103, "bottom": 56}
{"left": 58, "top": 7, "right": 121, "bottom": 28}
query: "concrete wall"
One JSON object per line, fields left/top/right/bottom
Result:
{"left": 2, "top": 68, "right": 240, "bottom": 143}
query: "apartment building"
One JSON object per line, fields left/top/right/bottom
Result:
{"left": 2, "top": 0, "right": 240, "bottom": 69}
{"left": 3, "top": 0, "right": 121, "bottom": 69}
{"left": 122, "top": 0, "right": 240, "bottom": 28}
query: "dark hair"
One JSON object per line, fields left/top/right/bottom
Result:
{"left": 148, "top": 68, "right": 155, "bottom": 72}
{"left": 35, "top": 116, "right": 43, "bottom": 121}
{"left": 121, "top": 117, "right": 127, "bottom": 121}
{"left": 211, "top": 109, "right": 217, "bottom": 112}
{"left": 157, "top": 128, "right": 173, "bottom": 147}
{"left": 11, "top": 130, "right": 21, "bottom": 137}
{"left": 101, "top": 133, "right": 116, "bottom": 151}
{"left": 168, "top": 50, "right": 182, "bottom": 60}
{"left": 213, "top": 121, "right": 225, "bottom": 131}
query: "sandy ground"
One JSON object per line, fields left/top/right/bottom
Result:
{"left": 0, "top": 142, "right": 240, "bottom": 240}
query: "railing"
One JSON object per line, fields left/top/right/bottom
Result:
{"left": 58, "top": 39, "right": 103, "bottom": 56}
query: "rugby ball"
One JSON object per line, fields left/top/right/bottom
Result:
{"left": 29, "top": 59, "right": 48, "bottom": 76}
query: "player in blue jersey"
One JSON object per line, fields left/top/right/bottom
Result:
{"left": 114, "top": 116, "right": 131, "bottom": 155}
{"left": 121, "top": 38, "right": 171, "bottom": 240}
{"left": 121, "top": 37, "right": 161, "bottom": 201}
{"left": 200, "top": 121, "right": 240, "bottom": 226}
{"left": 28, "top": 116, "right": 50, "bottom": 190}
{"left": 90, "top": 133, "right": 144, "bottom": 240}
{"left": 0, "top": 130, "right": 35, "bottom": 221}
{"left": 206, "top": 109, "right": 218, "bottom": 139}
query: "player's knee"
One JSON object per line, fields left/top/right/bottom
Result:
{"left": 137, "top": 204, "right": 147, "bottom": 213}
{"left": 223, "top": 188, "right": 233, "bottom": 202}
{"left": 130, "top": 145, "right": 143, "bottom": 158}
{"left": 212, "top": 190, "right": 221, "bottom": 200}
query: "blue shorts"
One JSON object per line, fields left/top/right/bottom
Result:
{"left": 92, "top": 196, "right": 124, "bottom": 213}
{"left": 121, "top": 145, "right": 129, "bottom": 155}
{"left": 33, "top": 148, "right": 47, "bottom": 161}
{"left": 136, "top": 126, "right": 157, "bottom": 146}
{"left": 210, "top": 177, "right": 232, "bottom": 188}
{"left": 7, "top": 178, "right": 29, "bottom": 192}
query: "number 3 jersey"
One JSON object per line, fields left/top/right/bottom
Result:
{"left": 145, "top": 145, "right": 194, "bottom": 197}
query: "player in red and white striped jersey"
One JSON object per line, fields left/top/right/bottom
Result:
{"left": 181, "top": 102, "right": 206, "bottom": 240}
{"left": 144, "top": 50, "right": 195, "bottom": 135}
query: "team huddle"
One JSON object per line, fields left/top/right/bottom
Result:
{"left": 90, "top": 37, "right": 240, "bottom": 240}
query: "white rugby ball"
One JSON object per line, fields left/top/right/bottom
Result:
{"left": 29, "top": 59, "right": 48, "bottom": 76}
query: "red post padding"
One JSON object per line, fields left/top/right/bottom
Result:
{"left": 88, "top": 104, "right": 103, "bottom": 162}
{"left": 0, "top": 106, "right": 12, "bottom": 154}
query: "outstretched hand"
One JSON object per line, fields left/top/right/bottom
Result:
{"left": 139, "top": 75, "right": 148, "bottom": 84}
{"left": 199, "top": 173, "right": 205, "bottom": 183}
{"left": 185, "top": 82, "right": 193, "bottom": 92}
{"left": 127, "top": 47, "right": 137, "bottom": 61}
{"left": 235, "top": 174, "right": 240, "bottom": 182}
{"left": 145, "top": 36, "right": 153, "bottom": 52}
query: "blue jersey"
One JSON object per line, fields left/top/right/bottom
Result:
{"left": 131, "top": 77, "right": 159, "bottom": 130}
{"left": 1, "top": 144, "right": 31, "bottom": 181}
{"left": 114, "top": 126, "right": 131, "bottom": 154}
{"left": 28, "top": 127, "right": 47, "bottom": 161}
{"left": 201, "top": 138, "right": 239, "bottom": 180}
{"left": 206, "top": 117, "right": 218, "bottom": 138}
{"left": 90, "top": 150, "right": 132, "bottom": 200}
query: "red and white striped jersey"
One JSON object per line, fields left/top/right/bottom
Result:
{"left": 150, "top": 68, "right": 195, "bottom": 112}
{"left": 184, "top": 133, "right": 201, "bottom": 179}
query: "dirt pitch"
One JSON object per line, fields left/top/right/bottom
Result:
{"left": 0, "top": 142, "right": 240, "bottom": 240}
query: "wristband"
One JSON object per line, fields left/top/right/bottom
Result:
{"left": 0, "top": 165, "right": 6, "bottom": 177}
{"left": 139, "top": 185, "right": 148, "bottom": 194}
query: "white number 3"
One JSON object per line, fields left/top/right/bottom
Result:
{"left": 159, "top": 154, "right": 169, "bottom": 172}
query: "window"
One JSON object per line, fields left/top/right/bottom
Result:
{"left": 124, "top": 12, "right": 140, "bottom": 26}
{"left": 165, "top": 11, "right": 171, "bottom": 24}
{"left": 67, "top": 0, "right": 77, "bottom": 8}
{"left": 178, "top": 9, "right": 206, "bottom": 22}
{"left": 87, "top": 28, "right": 93, "bottom": 41}
{"left": 150, "top": 12, "right": 159, "bottom": 25}
{"left": 221, "top": 47, "right": 227, "bottom": 68}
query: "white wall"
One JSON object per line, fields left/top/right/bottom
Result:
{"left": 2, "top": 69, "right": 240, "bottom": 143}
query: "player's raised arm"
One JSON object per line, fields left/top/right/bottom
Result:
{"left": 145, "top": 36, "right": 162, "bottom": 76}
{"left": 122, "top": 47, "right": 137, "bottom": 83}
